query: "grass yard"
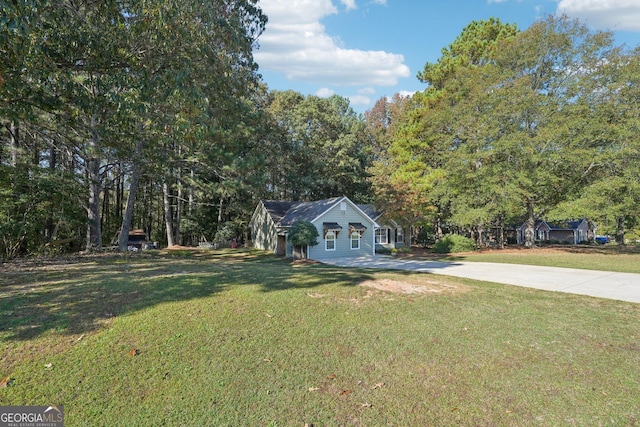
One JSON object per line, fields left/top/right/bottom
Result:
{"left": 416, "top": 245, "right": 640, "bottom": 274}
{"left": 1, "top": 249, "right": 639, "bottom": 426}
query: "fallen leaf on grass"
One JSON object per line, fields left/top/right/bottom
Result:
{"left": 308, "top": 387, "right": 319, "bottom": 392}
{"left": 340, "top": 389, "right": 352, "bottom": 395}
{"left": 1, "top": 377, "right": 12, "bottom": 388}
{"left": 44, "top": 363, "right": 53, "bottom": 370}
{"left": 361, "top": 402, "right": 372, "bottom": 408}
{"left": 371, "top": 382, "right": 385, "bottom": 390}
{"left": 129, "top": 348, "right": 139, "bottom": 356}
{"left": 327, "top": 374, "right": 337, "bottom": 379}
{"left": 263, "top": 358, "right": 272, "bottom": 363}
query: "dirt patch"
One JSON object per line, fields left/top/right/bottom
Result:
{"left": 358, "top": 278, "right": 462, "bottom": 295}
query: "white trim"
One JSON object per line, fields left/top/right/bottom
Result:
{"left": 375, "top": 228, "right": 389, "bottom": 244}
{"left": 311, "top": 196, "right": 380, "bottom": 229}
{"left": 350, "top": 230, "right": 361, "bottom": 250}
{"left": 325, "top": 231, "right": 336, "bottom": 251}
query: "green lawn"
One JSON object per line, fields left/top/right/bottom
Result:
{"left": 1, "top": 249, "right": 639, "bottom": 426}
{"left": 427, "top": 245, "right": 640, "bottom": 274}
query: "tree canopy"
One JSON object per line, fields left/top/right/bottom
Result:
{"left": 2, "top": 11, "right": 639, "bottom": 258}
{"left": 374, "top": 15, "right": 640, "bottom": 246}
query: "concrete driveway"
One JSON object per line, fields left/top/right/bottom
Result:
{"left": 322, "top": 255, "right": 640, "bottom": 304}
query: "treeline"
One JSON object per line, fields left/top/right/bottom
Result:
{"left": 368, "top": 16, "right": 640, "bottom": 247}
{"left": 0, "top": 0, "right": 371, "bottom": 258}
{"left": 2, "top": 7, "right": 639, "bottom": 259}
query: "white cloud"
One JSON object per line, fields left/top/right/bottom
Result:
{"left": 316, "top": 87, "right": 335, "bottom": 97}
{"left": 557, "top": 0, "right": 640, "bottom": 32}
{"left": 358, "top": 87, "right": 376, "bottom": 95}
{"left": 348, "top": 94, "right": 372, "bottom": 106}
{"left": 372, "top": 0, "right": 387, "bottom": 4}
{"left": 340, "top": 0, "right": 357, "bottom": 11}
{"left": 397, "top": 90, "right": 416, "bottom": 98}
{"left": 255, "top": 0, "right": 410, "bottom": 86}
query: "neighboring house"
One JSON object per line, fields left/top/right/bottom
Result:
{"left": 249, "top": 196, "right": 379, "bottom": 260}
{"left": 358, "top": 205, "right": 406, "bottom": 251}
{"left": 516, "top": 219, "right": 595, "bottom": 245}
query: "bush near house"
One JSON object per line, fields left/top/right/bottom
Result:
{"left": 432, "top": 234, "right": 477, "bottom": 253}
{"left": 287, "top": 220, "right": 319, "bottom": 259}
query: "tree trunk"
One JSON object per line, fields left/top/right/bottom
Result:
{"left": 85, "top": 119, "right": 102, "bottom": 252}
{"left": 86, "top": 156, "right": 102, "bottom": 251}
{"left": 217, "top": 193, "right": 225, "bottom": 224}
{"left": 115, "top": 162, "right": 123, "bottom": 224}
{"left": 44, "top": 138, "right": 57, "bottom": 242}
{"left": 616, "top": 216, "right": 625, "bottom": 245}
{"left": 163, "top": 180, "right": 175, "bottom": 247}
{"left": 175, "top": 166, "right": 182, "bottom": 245}
{"left": 435, "top": 216, "right": 443, "bottom": 242}
{"left": 118, "top": 140, "right": 144, "bottom": 251}
{"left": 524, "top": 198, "right": 535, "bottom": 248}
{"left": 8, "top": 120, "right": 18, "bottom": 166}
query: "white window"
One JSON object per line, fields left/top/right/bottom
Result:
{"left": 578, "top": 230, "right": 585, "bottom": 242}
{"left": 396, "top": 228, "right": 404, "bottom": 243}
{"left": 537, "top": 230, "right": 545, "bottom": 241}
{"left": 325, "top": 231, "right": 336, "bottom": 251}
{"left": 351, "top": 231, "right": 361, "bottom": 250}
{"left": 375, "top": 228, "right": 388, "bottom": 244}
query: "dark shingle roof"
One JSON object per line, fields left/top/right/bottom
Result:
{"left": 279, "top": 197, "right": 343, "bottom": 227}
{"left": 262, "top": 201, "right": 298, "bottom": 225}
{"left": 357, "top": 204, "right": 381, "bottom": 220}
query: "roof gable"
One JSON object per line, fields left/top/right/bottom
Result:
{"left": 357, "top": 204, "right": 382, "bottom": 221}
{"left": 261, "top": 200, "right": 297, "bottom": 225}
{"left": 279, "top": 197, "right": 343, "bottom": 227}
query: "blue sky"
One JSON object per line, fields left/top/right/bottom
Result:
{"left": 254, "top": 0, "right": 640, "bottom": 113}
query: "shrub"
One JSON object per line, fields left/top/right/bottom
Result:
{"left": 415, "top": 225, "right": 435, "bottom": 247}
{"left": 288, "top": 221, "right": 319, "bottom": 247}
{"left": 432, "top": 234, "right": 477, "bottom": 254}
{"left": 288, "top": 221, "right": 319, "bottom": 259}
{"left": 214, "top": 223, "right": 236, "bottom": 243}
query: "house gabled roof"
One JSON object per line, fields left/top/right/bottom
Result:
{"left": 257, "top": 196, "right": 379, "bottom": 230}
{"left": 357, "top": 204, "right": 382, "bottom": 221}
{"left": 279, "top": 197, "right": 343, "bottom": 227}
{"left": 261, "top": 200, "right": 298, "bottom": 225}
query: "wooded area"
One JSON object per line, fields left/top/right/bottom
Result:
{"left": 1, "top": 4, "right": 639, "bottom": 258}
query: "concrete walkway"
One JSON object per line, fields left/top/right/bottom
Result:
{"left": 322, "top": 255, "right": 640, "bottom": 304}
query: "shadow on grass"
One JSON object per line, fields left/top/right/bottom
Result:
{"left": 0, "top": 249, "right": 373, "bottom": 342}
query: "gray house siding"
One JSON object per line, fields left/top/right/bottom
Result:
{"left": 250, "top": 203, "right": 282, "bottom": 255}
{"left": 307, "top": 201, "right": 375, "bottom": 260}
{"left": 357, "top": 206, "right": 405, "bottom": 251}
